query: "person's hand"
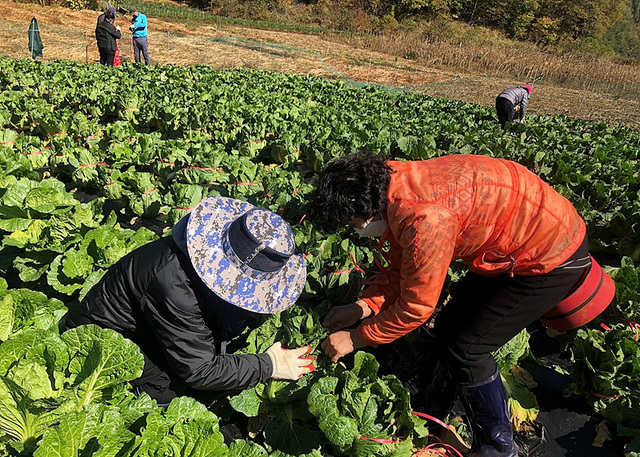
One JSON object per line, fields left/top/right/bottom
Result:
{"left": 322, "top": 301, "right": 371, "bottom": 332}
{"left": 266, "top": 342, "right": 315, "bottom": 380}
{"left": 321, "top": 328, "right": 366, "bottom": 363}
{"left": 514, "top": 105, "right": 520, "bottom": 112}
{"left": 116, "top": 25, "right": 121, "bottom": 31}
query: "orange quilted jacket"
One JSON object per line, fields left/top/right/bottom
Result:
{"left": 357, "top": 155, "right": 586, "bottom": 346}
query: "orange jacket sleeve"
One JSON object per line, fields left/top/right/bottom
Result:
{"left": 358, "top": 242, "right": 402, "bottom": 315}
{"left": 358, "top": 202, "right": 461, "bottom": 346}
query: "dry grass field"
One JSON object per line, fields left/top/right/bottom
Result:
{"left": 2, "top": 0, "right": 639, "bottom": 130}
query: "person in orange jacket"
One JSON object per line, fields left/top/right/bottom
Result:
{"left": 307, "top": 152, "right": 591, "bottom": 457}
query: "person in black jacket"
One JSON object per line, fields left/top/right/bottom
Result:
{"left": 62, "top": 196, "right": 314, "bottom": 405}
{"left": 95, "top": 6, "right": 117, "bottom": 44}
{"left": 95, "top": 9, "right": 121, "bottom": 66}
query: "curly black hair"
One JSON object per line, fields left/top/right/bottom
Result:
{"left": 307, "top": 152, "right": 393, "bottom": 234}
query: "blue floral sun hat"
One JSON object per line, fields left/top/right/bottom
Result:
{"left": 186, "top": 196, "right": 306, "bottom": 314}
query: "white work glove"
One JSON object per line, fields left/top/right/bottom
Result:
{"left": 116, "top": 26, "right": 121, "bottom": 31}
{"left": 266, "top": 342, "right": 315, "bottom": 380}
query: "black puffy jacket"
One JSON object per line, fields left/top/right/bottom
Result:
{"left": 63, "top": 235, "right": 273, "bottom": 398}
{"left": 95, "top": 20, "right": 121, "bottom": 52}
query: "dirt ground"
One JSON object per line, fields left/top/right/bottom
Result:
{"left": 2, "top": 0, "right": 639, "bottom": 130}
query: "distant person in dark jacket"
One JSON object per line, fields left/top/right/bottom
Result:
{"left": 495, "top": 84, "right": 532, "bottom": 127}
{"left": 61, "top": 196, "right": 313, "bottom": 405}
{"left": 95, "top": 9, "right": 121, "bottom": 66}
{"left": 95, "top": 6, "right": 117, "bottom": 36}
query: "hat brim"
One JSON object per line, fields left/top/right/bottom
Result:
{"left": 186, "top": 196, "right": 306, "bottom": 314}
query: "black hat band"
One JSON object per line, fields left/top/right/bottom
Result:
{"left": 227, "top": 211, "right": 292, "bottom": 273}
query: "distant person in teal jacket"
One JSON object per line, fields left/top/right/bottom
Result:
{"left": 130, "top": 9, "right": 150, "bottom": 64}
{"left": 495, "top": 84, "right": 532, "bottom": 127}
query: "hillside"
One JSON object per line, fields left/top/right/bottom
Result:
{"left": 1, "top": 0, "right": 639, "bottom": 129}
{"left": 200, "top": 0, "right": 640, "bottom": 59}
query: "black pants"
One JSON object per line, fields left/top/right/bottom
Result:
{"left": 495, "top": 96, "right": 514, "bottom": 127}
{"left": 129, "top": 348, "right": 186, "bottom": 405}
{"left": 434, "top": 236, "right": 589, "bottom": 384}
{"left": 129, "top": 348, "right": 233, "bottom": 407}
{"left": 98, "top": 48, "right": 115, "bottom": 66}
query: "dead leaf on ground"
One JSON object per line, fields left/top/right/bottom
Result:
{"left": 593, "top": 420, "right": 612, "bottom": 448}
{"left": 511, "top": 365, "right": 538, "bottom": 389}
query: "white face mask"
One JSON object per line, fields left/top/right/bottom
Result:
{"left": 354, "top": 218, "right": 388, "bottom": 238}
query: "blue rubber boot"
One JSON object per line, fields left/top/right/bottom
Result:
{"left": 460, "top": 370, "right": 518, "bottom": 457}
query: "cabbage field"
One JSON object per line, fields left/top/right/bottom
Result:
{"left": 0, "top": 58, "right": 639, "bottom": 456}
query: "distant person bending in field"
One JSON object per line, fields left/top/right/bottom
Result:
{"left": 61, "top": 196, "right": 314, "bottom": 405}
{"left": 130, "top": 9, "right": 150, "bottom": 64}
{"left": 495, "top": 84, "right": 532, "bottom": 127}
{"left": 95, "top": 9, "right": 121, "bottom": 66}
